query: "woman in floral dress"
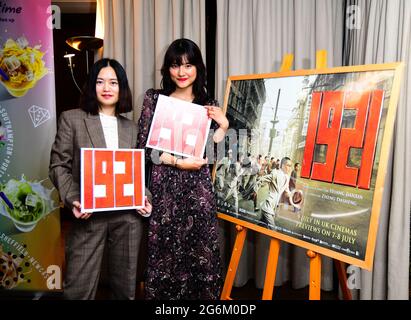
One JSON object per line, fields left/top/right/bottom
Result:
{"left": 137, "top": 38, "right": 229, "bottom": 300}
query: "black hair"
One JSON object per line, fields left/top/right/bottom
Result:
{"left": 280, "top": 157, "right": 292, "bottom": 167}
{"left": 79, "top": 58, "right": 132, "bottom": 115}
{"left": 160, "top": 38, "right": 208, "bottom": 104}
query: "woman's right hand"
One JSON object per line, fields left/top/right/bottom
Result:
{"left": 176, "top": 157, "right": 208, "bottom": 171}
{"left": 72, "top": 201, "right": 93, "bottom": 219}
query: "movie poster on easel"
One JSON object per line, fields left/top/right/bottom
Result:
{"left": 215, "top": 63, "right": 402, "bottom": 269}
{"left": 0, "top": 0, "right": 62, "bottom": 292}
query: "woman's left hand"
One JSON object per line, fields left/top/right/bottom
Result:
{"left": 136, "top": 196, "right": 152, "bottom": 217}
{"left": 206, "top": 106, "right": 229, "bottom": 130}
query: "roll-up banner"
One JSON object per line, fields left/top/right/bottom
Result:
{"left": 0, "top": 0, "right": 62, "bottom": 292}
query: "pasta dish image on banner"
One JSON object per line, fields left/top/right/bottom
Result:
{"left": 215, "top": 63, "right": 403, "bottom": 270}
{"left": 146, "top": 94, "right": 211, "bottom": 158}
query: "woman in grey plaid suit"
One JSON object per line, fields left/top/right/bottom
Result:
{"left": 49, "top": 58, "right": 152, "bottom": 300}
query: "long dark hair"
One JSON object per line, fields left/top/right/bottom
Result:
{"left": 79, "top": 58, "right": 132, "bottom": 115}
{"left": 160, "top": 38, "right": 208, "bottom": 105}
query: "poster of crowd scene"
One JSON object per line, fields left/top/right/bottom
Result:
{"left": 215, "top": 64, "right": 402, "bottom": 269}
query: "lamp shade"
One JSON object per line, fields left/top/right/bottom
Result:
{"left": 66, "top": 36, "right": 103, "bottom": 51}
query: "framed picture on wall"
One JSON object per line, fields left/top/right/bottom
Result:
{"left": 215, "top": 63, "right": 403, "bottom": 269}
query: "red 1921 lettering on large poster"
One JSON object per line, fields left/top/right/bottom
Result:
{"left": 301, "top": 90, "right": 383, "bottom": 189}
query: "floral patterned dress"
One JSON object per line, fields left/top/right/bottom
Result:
{"left": 137, "top": 89, "right": 223, "bottom": 300}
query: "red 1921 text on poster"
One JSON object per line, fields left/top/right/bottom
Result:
{"left": 301, "top": 90, "right": 383, "bottom": 189}
{"left": 81, "top": 148, "right": 145, "bottom": 212}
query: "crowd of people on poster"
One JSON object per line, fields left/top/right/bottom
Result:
{"left": 215, "top": 150, "right": 302, "bottom": 227}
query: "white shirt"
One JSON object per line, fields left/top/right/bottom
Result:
{"left": 257, "top": 169, "right": 290, "bottom": 216}
{"left": 99, "top": 113, "right": 118, "bottom": 149}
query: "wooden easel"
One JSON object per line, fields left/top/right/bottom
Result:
{"left": 220, "top": 51, "right": 352, "bottom": 301}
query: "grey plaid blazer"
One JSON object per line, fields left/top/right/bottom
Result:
{"left": 49, "top": 108, "right": 140, "bottom": 209}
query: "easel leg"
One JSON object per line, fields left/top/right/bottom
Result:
{"left": 220, "top": 225, "right": 247, "bottom": 300}
{"left": 334, "top": 260, "right": 352, "bottom": 300}
{"left": 262, "top": 238, "right": 281, "bottom": 300}
{"left": 307, "top": 250, "right": 321, "bottom": 300}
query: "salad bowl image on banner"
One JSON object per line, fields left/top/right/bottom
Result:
{"left": 0, "top": 176, "right": 57, "bottom": 233}
{"left": 0, "top": 37, "right": 48, "bottom": 98}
